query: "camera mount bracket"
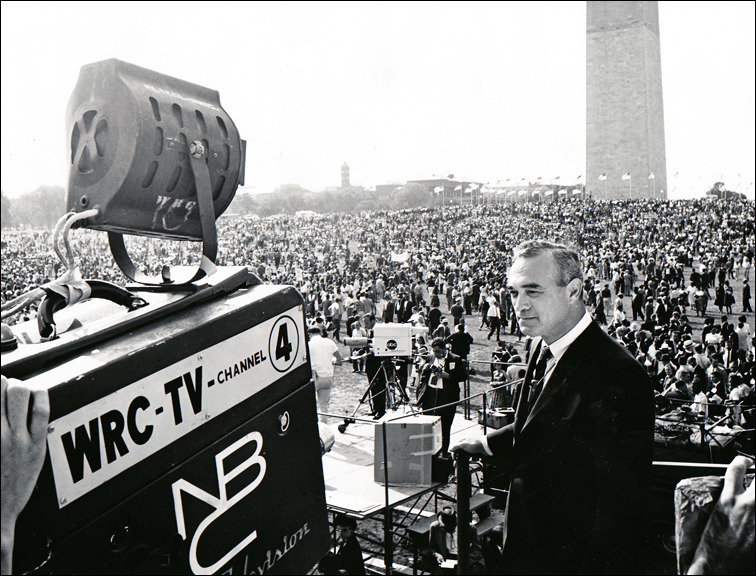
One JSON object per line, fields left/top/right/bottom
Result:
{"left": 108, "top": 141, "right": 218, "bottom": 286}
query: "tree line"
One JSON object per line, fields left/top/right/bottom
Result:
{"left": 1, "top": 183, "right": 446, "bottom": 229}
{"left": 2, "top": 180, "right": 742, "bottom": 230}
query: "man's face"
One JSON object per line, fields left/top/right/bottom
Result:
{"left": 335, "top": 525, "right": 352, "bottom": 542}
{"left": 508, "top": 253, "right": 579, "bottom": 344}
{"left": 432, "top": 345, "right": 445, "bottom": 359}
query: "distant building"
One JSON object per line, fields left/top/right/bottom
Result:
{"left": 407, "top": 178, "right": 458, "bottom": 196}
{"left": 341, "top": 162, "right": 350, "bottom": 188}
{"left": 375, "top": 183, "right": 403, "bottom": 195}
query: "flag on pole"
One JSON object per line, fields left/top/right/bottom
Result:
{"left": 470, "top": 183, "right": 479, "bottom": 190}
{"left": 648, "top": 173, "right": 655, "bottom": 180}
{"left": 433, "top": 185, "right": 443, "bottom": 194}
{"left": 622, "top": 173, "right": 631, "bottom": 180}
{"left": 598, "top": 173, "right": 607, "bottom": 181}
{"left": 454, "top": 185, "right": 462, "bottom": 191}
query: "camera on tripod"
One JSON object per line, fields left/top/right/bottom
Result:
{"left": 344, "top": 323, "right": 428, "bottom": 357}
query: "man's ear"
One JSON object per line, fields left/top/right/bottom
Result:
{"left": 567, "top": 278, "right": 583, "bottom": 302}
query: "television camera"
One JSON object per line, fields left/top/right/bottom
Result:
{"left": 339, "top": 323, "right": 428, "bottom": 432}
{"left": 343, "top": 322, "right": 429, "bottom": 357}
{"left": 1, "top": 60, "right": 329, "bottom": 574}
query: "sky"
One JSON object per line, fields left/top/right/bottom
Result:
{"left": 1, "top": 1, "right": 754, "bottom": 200}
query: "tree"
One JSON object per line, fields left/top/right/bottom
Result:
{"left": 10, "top": 185, "right": 66, "bottom": 229}
{"left": 391, "top": 183, "right": 432, "bottom": 209}
{"left": 1, "top": 191, "right": 14, "bottom": 228}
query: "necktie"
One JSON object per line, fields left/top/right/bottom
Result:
{"left": 528, "top": 345, "right": 553, "bottom": 408}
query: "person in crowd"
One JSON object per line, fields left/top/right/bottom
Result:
{"left": 420, "top": 506, "right": 485, "bottom": 575}
{"left": 421, "top": 338, "right": 467, "bottom": 456}
{"left": 451, "top": 240, "right": 654, "bottom": 574}
{"left": 735, "top": 315, "right": 752, "bottom": 353}
{"left": 329, "top": 296, "right": 343, "bottom": 342}
{"left": 319, "top": 513, "right": 365, "bottom": 575}
{"left": 349, "top": 320, "right": 368, "bottom": 373}
{"left": 446, "top": 321, "right": 474, "bottom": 365}
{"left": 308, "top": 325, "right": 343, "bottom": 423}
{"left": 450, "top": 297, "right": 465, "bottom": 327}
{"left": 743, "top": 278, "right": 752, "bottom": 313}
{"left": 486, "top": 298, "right": 502, "bottom": 341}
{"left": 433, "top": 318, "right": 451, "bottom": 340}
{"left": 427, "top": 300, "right": 443, "bottom": 335}
{"left": 490, "top": 340, "right": 508, "bottom": 377}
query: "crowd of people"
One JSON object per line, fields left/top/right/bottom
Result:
{"left": 3, "top": 197, "right": 753, "bottom": 425}
{"left": 2, "top": 197, "right": 755, "bottom": 575}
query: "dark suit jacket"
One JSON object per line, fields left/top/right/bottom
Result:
{"left": 334, "top": 534, "right": 365, "bottom": 575}
{"left": 423, "top": 521, "right": 482, "bottom": 565}
{"left": 446, "top": 330, "right": 474, "bottom": 359}
{"left": 486, "top": 320, "right": 654, "bottom": 575}
{"left": 397, "top": 298, "right": 412, "bottom": 323}
{"left": 383, "top": 300, "right": 396, "bottom": 324}
{"left": 418, "top": 351, "right": 466, "bottom": 406}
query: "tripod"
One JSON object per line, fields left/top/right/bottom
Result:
{"left": 338, "top": 356, "right": 416, "bottom": 433}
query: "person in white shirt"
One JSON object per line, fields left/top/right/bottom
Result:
{"left": 308, "top": 325, "right": 343, "bottom": 423}
{"left": 734, "top": 316, "right": 751, "bottom": 353}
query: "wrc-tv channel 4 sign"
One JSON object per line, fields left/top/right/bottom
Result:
{"left": 33, "top": 310, "right": 327, "bottom": 574}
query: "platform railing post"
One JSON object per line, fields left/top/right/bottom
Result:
{"left": 382, "top": 422, "right": 393, "bottom": 574}
{"left": 456, "top": 451, "right": 471, "bottom": 575}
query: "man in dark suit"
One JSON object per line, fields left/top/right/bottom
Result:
{"left": 382, "top": 292, "right": 396, "bottom": 324}
{"left": 451, "top": 240, "right": 654, "bottom": 575}
{"left": 328, "top": 513, "right": 365, "bottom": 574}
{"left": 428, "top": 302, "right": 443, "bottom": 335}
{"left": 422, "top": 337, "right": 468, "bottom": 455}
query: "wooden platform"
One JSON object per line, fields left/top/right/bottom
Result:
{"left": 321, "top": 407, "right": 483, "bottom": 518}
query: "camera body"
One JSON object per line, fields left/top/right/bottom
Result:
{"left": 354, "top": 323, "right": 429, "bottom": 357}
{"left": 3, "top": 269, "right": 330, "bottom": 574}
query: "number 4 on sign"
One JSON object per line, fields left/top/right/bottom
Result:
{"left": 276, "top": 323, "right": 292, "bottom": 362}
{"left": 172, "top": 431, "right": 267, "bottom": 575}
